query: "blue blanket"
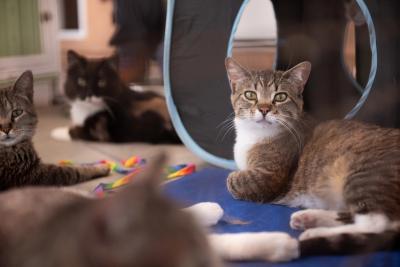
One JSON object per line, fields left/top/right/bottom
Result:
{"left": 164, "top": 168, "right": 400, "bottom": 267}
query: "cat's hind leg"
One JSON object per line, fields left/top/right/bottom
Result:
{"left": 290, "top": 209, "right": 350, "bottom": 230}
{"left": 209, "top": 232, "right": 299, "bottom": 262}
{"left": 299, "top": 213, "right": 390, "bottom": 240}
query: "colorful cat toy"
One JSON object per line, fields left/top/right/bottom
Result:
{"left": 59, "top": 156, "right": 196, "bottom": 197}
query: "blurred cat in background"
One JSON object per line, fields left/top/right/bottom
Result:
{"left": 0, "top": 154, "right": 299, "bottom": 267}
{"left": 52, "top": 50, "right": 180, "bottom": 144}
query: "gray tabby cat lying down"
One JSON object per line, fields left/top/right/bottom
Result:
{"left": 0, "top": 71, "right": 110, "bottom": 191}
{"left": 0, "top": 154, "right": 298, "bottom": 267}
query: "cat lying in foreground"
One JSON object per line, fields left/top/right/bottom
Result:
{"left": 52, "top": 50, "right": 180, "bottom": 144}
{"left": 0, "top": 154, "right": 300, "bottom": 267}
{"left": 226, "top": 57, "right": 400, "bottom": 255}
{"left": 0, "top": 71, "right": 109, "bottom": 191}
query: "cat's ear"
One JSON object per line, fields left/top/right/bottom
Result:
{"left": 67, "top": 50, "right": 85, "bottom": 66}
{"left": 13, "top": 71, "right": 34, "bottom": 102}
{"left": 90, "top": 153, "right": 167, "bottom": 240}
{"left": 225, "top": 57, "right": 250, "bottom": 92}
{"left": 282, "top": 61, "right": 311, "bottom": 92}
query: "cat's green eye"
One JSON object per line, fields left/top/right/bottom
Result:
{"left": 12, "top": 109, "right": 23, "bottom": 118}
{"left": 244, "top": 91, "right": 257, "bottom": 101}
{"left": 273, "top": 92, "right": 288, "bottom": 102}
{"left": 98, "top": 80, "right": 107, "bottom": 88}
{"left": 77, "top": 78, "right": 87, "bottom": 87}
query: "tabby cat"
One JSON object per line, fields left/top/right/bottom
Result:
{"left": 225, "top": 57, "right": 400, "bottom": 256}
{"left": 52, "top": 50, "right": 180, "bottom": 143}
{"left": 0, "top": 154, "right": 299, "bottom": 267}
{"left": 0, "top": 71, "right": 109, "bottom": 191}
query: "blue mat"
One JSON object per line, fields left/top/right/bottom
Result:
{"left": 164, "top": 168, "right": 400, "bottom": 267}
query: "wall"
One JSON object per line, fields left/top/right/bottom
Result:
{"left": 60, "top": 0, "right": 115, "bottom": 69}
{"left": 234, "top": 0, "right": 277, "bottom": 40}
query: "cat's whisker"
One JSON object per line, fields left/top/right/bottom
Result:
{"left": 216, "top": 113, "right": 235, "bottom": 142}
{"left": 217, "top": 123, "right": 234, "bottom": 137}
{"left": 280, "top": 119, "right": 302, "bottom": 146}
{"left": 219, "top": 121, "right": 234, "bottom": 132}
{"left": 216, "top": 121, "right": 235, "bottom": 141}
{"left": 217, "top": 116, "right": 235, "bottom": 130}
{"left": 275, "top": 118, "right": 303, "bottom": 153}
{"left": 275, "top": 114, "right": 295, "bottom": 120}
{"left": 216, "top": 115, "right": 236, "bottom": 138}
{"left": 219, "top": 124, "right": 236, "bottom": 142}
{"left": 217, "top": 115, "right": 235, "bottom": 128}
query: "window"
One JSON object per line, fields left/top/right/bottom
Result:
{"left": 58, "top": 0, "right": 86, "bottom": 39}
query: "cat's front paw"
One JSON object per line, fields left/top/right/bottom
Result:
{"left": 227, "top": 171, "right": 246, "bottom": 200}
{"left": 93, "top": 165, "right": 111, "bottom": 178}
{"left": 209, "top": 232, "right": 299, "bottom": 262}
{"left": 226, "top": 171, "right": 255, "bottom": 201}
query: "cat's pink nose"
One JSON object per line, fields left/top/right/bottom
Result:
{"left": 258, "top": 107, "right": 270, "bottom": 116}
{"left": 1, "top": 127, "right": 11, "bottom": 134}
{"left": 0, "top": 123, "right": 12, "bottom": 134}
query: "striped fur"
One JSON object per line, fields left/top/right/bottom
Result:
{"left": 226, "top": 57, "right": 400, "bottom": 257}
{"left": 0, "top": 71, "right": 110, "bottom": 191}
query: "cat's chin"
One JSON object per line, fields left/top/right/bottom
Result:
{"left": 0, "top": 137, "right": 19, "bottom": 147}
{"left": 235, "top": 117, "right": 276, "bottom": 129}
{"left": 256, "top": 119, "right": 273, "bottom": 125}
{"left": 253, "top": 118, "right": 277, "bottom": 129}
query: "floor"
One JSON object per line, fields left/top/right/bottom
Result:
{"left": 33, "top": 104, "right": 207, "bottom": 192}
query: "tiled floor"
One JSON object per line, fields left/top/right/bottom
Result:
{"left": 34, "top": 105, "right": 207, "bottom": 192}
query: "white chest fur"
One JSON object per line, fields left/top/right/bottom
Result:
{"left": 234, "top": 119, "right": 281, "bottom": 170}
{"left": 70, "top": 98, "right": 107, "bottom": 126}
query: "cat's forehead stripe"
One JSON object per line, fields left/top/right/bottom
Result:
{"left": 0, "top": 88, "right": 12, "bottom": 109}
{"left": 258, "top": 75, "right": 265, "bottom": 87}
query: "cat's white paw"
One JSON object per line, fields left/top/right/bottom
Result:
{"left": 51, "top": 127, "right": 71, "bottom": 141}
{"left": 290, "top": 210, "right": 319, "bottom": 230}
{"left": 184, "top": 202, "right": 224, "bottom": 227}
{"left": 209, "top": 232, "right": 299, "bottom": 262}
{"left": 266, "top": 233, "right": 300, "bottom": 262}
{"left": 290, "top": 209, "right": 343, "bottom": 230}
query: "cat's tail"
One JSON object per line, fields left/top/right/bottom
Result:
{"left": 300, "top": 228, "right": 400, "bottom": 256}
{"left": 51, "top": 127, "right": 72, "bottom": 141}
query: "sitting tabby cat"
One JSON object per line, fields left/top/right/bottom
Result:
{"left": 52, "top": 50, "right": 180, "bottom": 143}
{"left": 225, "top": 57, "right": 400, "bottom": 255}
{"left": 0, "top": 71, "right": 109, "bottom": 191}
{"left": 0, "top": 154, "right": 299, "bottom": 267}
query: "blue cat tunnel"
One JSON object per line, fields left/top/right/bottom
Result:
{"left": 164, "top": 0, "right": 400, "bottom": 170}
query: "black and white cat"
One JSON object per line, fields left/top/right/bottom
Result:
{"left": 51, "top": 50, "right": 180, "bottom": 144}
